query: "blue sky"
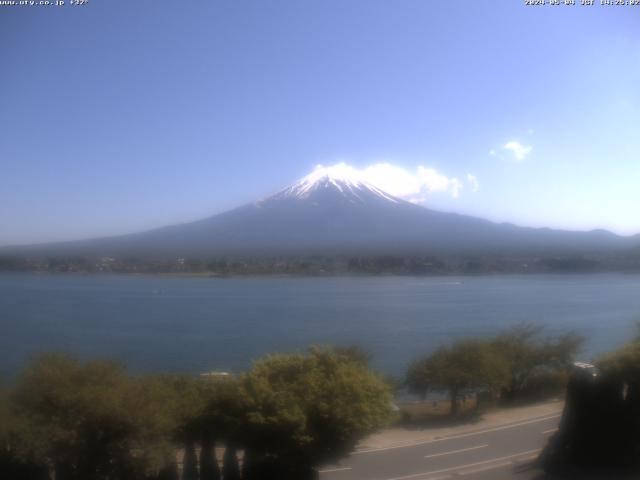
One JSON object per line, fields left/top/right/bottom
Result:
{"left": 1, "top": 1, "right": 639, "bottom": 245}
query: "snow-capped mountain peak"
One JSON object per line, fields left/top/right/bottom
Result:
{"left": 289, "top": 163, "right": 366, "bottom": 196}
{"left": 277, "top": 163, "right": 400, "bottom": 203}
{"left": 5, "top": 162, "right": 633, "bottom": 259}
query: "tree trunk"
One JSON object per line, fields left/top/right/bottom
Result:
{"left": 221, "top": 445, "right": 240, "bottom": 480}
{"left": 450, "top": 387, "right": 459, "bottom": 416}
{"left": 54, "top": 462, "right": 74, "bottom": 480}
{"left": 182, "top": 440, "right": 198, "bottom": 480}
{"left": 157, "top": 462, "right": 179, "bottom": 480}
{"left": 199, "top": 435, "right": 220, "bottom": 480}
{"left": 241, "top": 450, "right": 256, "bottom": 480}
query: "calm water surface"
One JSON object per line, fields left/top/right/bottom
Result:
{"left": 1, "top": 273, "right": 640, "bottom": 378}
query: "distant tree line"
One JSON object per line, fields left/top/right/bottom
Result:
{"left": 2, "top": 252, "right": 639, "bottom": 275}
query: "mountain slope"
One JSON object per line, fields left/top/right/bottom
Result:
{"left": 3, "top": 165, "right": 638, "bottom": 258}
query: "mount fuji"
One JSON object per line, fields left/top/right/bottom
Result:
{"left": 4, "top": 165, "right": 637, "bottom": 258}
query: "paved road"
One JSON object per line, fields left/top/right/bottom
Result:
{"left": 319, "top": 413, "right": 560, "bottom": 480}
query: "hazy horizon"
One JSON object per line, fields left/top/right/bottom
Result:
{"left": 3, "top": 1, "right": 640, "bottom": 246}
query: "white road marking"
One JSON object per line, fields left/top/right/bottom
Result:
{"left": 514, "top": 453, "right": 540, "bottom": 463}
{"left": 424, "top": 444, "right": 488, "bottom": 459}
{"left": 542, "top": 427, "right": 558, "bottom": 434}
{"left": 381, "top": 448, "right": 542, "bottom": 480}
{"left": 459, "top": 461, "right": 512, "bottom": 475}
{"left": 354, "top": 414, "right": 561, "bottom": 455}
{"left": 318, "top": 466, "right": 353, "bottom": 473}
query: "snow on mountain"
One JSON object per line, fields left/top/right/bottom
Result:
{"left": 266, "top": 163, "right": 400, "bottom": 205}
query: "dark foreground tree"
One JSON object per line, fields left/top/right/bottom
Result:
{"left": 541, "top": 343, "right": 640, "bottom": 477}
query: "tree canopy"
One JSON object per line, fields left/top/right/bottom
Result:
{"left": 1, "top": 346, "right": 393, "bottom": 480}
{"left": 598, "top": 341, "right": 640, "bottom": 384}
{"left": 405, "top": 327, "right": 582, "bottom": 413}
{"left": 236, "top": 346, "right": 392, "bottom": 478}
{"left": 492, "top": 324, "right": 583, "bottom": 400}
{"left": 415, "top": 339, "right": 509, "bottom": 415}
{"left": 8, "top": 354, "right": 179, "bottom": 480}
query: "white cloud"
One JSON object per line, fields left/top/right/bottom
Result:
{"left": 503, "top": 141, "right": 533, "bottom": 162}
{"left": 324, "top": 162, "right": 470, "bottom": 201}
{"left": 467, "top": 174, "right": 480, "bottom": 192}
{"left": 416, "top": 166, "right": 460, "bottom": 197}
{"left": 360, "top": 163, "right": 424, "bottom": 197}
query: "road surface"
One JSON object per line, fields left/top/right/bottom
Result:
{"left": 319, "top": 411, "right": 560, "bottom": 480}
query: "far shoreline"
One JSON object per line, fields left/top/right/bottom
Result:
{"left": 3, "top": 269, "right": 640, "bottom": 280}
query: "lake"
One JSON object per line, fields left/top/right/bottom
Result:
{"left": 1, "top": 273, "right": 639, "bottom": 378}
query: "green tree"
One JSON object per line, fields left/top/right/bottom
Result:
{"left": 598, "top": 341, "right": 640, "bottom": 384}
{"left": 10, "top": 354, "right": 177, "bottom": 480}
{"left": 492, "top": 325, "right": 583, "bottom": 401}
{"left": 405, "top": 359, "right": 432, "bottom": 400}
{"left": 151, "top": 374, "right": 212, "bottom": 479}
{"left": 0, "top": 384, "right": 44, "bottom": 479}
{"left": 332, "top": 345, "right": 373, "bottom": 367}
{"left": 199, "top": 376, "right": 248, "bottom": 479}
{"left": 407, "top": 340, "right": 508, "bottom": 416}
{"left": 236, "top": 346, "right": 392, "bottom": 479}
